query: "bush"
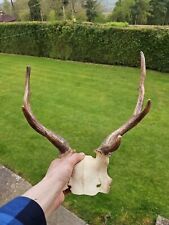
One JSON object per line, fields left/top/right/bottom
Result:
{"left": 0, "top": 22, "right": 169, "bottom": 72}
{"left": 103, "top": 22, "right": 129, "bottom": 27}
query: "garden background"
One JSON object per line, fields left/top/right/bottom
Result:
{"left": 1, "top": 0, "right": 169, "bottom": 224}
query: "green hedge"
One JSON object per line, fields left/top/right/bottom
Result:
{"left": 0, "top": 22, "right": 169, "bottom": 72}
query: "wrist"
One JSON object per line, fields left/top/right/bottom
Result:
{"left": 22, "top": 178, "right": 63, "bottom": 217}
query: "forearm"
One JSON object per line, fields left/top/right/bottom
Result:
{"left": 22, "top": 153, "right": 84, "bottom": 218}
{"left": 22, "top": 177, "right": 64, "bottom": 217}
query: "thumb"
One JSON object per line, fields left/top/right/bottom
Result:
{"left": 70, "top": 152, "right": 85, "bottom": 166}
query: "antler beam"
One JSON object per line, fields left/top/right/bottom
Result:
{"left": 22, "top": 66, "right": 71, "bottom": 154}
{"left": 96, "top": 52, "right": 151, "bottom": 155}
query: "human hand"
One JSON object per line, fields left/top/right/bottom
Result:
{"left": 23, "top": 151, "right": 85, "bottom": 217}
{"left": 44, "top": 151, "right": 85, "bottom": 212}
{"left": 45, "top": 151, "right": 85, "bottom": 191}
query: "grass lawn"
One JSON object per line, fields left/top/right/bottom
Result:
{"left": 0, "top": 53, "right": 169, "bottom": 225}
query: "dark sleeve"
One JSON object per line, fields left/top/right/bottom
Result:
{"left": 0, "top": 196, "right": 46, "bottom": 225}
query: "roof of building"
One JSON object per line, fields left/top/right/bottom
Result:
{"left": 0, "top": 10, "right": 16, "bottom": 22}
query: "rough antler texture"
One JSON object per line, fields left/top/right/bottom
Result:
{"left": 96, "top": 52, "right": 151, "bottom": 155}
{"left": 22, "top": 66, "right": 71, "bottom": 154}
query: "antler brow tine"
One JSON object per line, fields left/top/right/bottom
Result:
{"left": 22, "top": 66, "right": 71, "bottom": 154}
{"left": 96, "top": 52, "right": 151, "bottom": 155}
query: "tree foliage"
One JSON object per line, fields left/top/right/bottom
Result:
{"left": 1, "top": 0, "right": 169, "bottom": 25}
{"left": 83, "top": 0, "right": 98, "bottom": 22}
{"left": 148, "top": 0, "right": 169, "bottom": 25}
{"left": 111, "top": 0, "right": 169, "bottom": 25}
{"left": 28, "top": 0, "right": 41, "bottom": 21}
{"left": 111, "top": 0, "right": 134, "bottom": 23}
{"left": 0, "top": 0, "right": 103, "bottom": 23}
{"left": 131, "top": 0, "right": 150, "bottom": 24}
{"left": 2, "top": 0, "right": 11, "bottom": 15}
{"left": 40, "top": 0, "right": 90, "bottom": 21}
{"left": 14, "top": 0, "right": 30, "bottom": 21}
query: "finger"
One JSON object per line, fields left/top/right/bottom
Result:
{"left": 60, "top": 149, "right": 75, "bottom": 159}
{"left": 69, "top": 152, "right": 85, "bottom": 166}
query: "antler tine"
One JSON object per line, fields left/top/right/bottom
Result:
{"left": 96, "top": 52, "right": 151, "bottom": 155}
{"left": 22, "top": 66, "right": 71, "bottom": 154}
{"left": 134, "top": 51, "right": 146, "bottom": 115}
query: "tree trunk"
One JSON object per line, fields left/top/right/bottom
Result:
{"left": 62, "top": 5, "right": 66, "bottom": 20}
{"left": 70, "top": 0, "right": 76, "bottom": 21}
{"left": 10, "top": 0, "right": 15, "bottom": 15}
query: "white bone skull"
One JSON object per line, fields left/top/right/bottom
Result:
{"left": 69, "top": 152, "right": 112, "bottom": 196}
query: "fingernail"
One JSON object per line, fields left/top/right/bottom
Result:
{"left": 80, "top": 152, "right": 85, "bottom": 157}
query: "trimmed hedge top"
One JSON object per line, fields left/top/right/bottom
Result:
{"left": 0, "top": 21, "right": 169, "bottom": 72}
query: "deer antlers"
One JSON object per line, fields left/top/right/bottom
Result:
{"left": 22, "top": 52, "right": 151, "bottom": 156}
{"left": 96, "top": 52, "right": 151, "bottom": 155}
{"left": 22, "top": 67, "right": 71, "bottom": 154}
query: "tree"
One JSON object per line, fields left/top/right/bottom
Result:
{"left": 83, "top": 0, "right": 98, "bottom": 22}
{"left": 148, "top": 0, "right": 169, "bottom": 25}
{"left": 2, "top": 0, "right": 11, "bottom": 15}
{"left": 111, "top": 0, "right": 135, "bottom": 23}
{"left": 71, "top": 0, "right": 87, "bottom": 21}
{"left": 10, "top": 0, "right": 14, "bottom": 7}
{"left": 14, "top": 0, "right": 30, "bottom": 21}
{"left": 131, "top": 0, "right": 150, "bottom": 24}
{"left": 12, "top": 0, "right": 102, "bottom": 22}
{"left": 111, "top": 0, "right": 150, "bottom": 24}
{"left": 69, "top": 0, "right": 77, "bottom": 21}
{"left": 165, "top": 1, "right": 169, "bottom": 24}
{"left": 41, "top": 0, "right": 53, "bottom": 21}
{"left": 10, "top": 0, "right": 15, "bottom": 15}
{"left": 62, "top": 0, "right": 69, "bottom": 20}
{"left": 10, "top": 0, "right": 14, "bottom": 8}
{"left": 41, "top": 0, "right": 69, "bottom": 21}
{"left": 28, "top": 0, "right": 41, "bottom": 21}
